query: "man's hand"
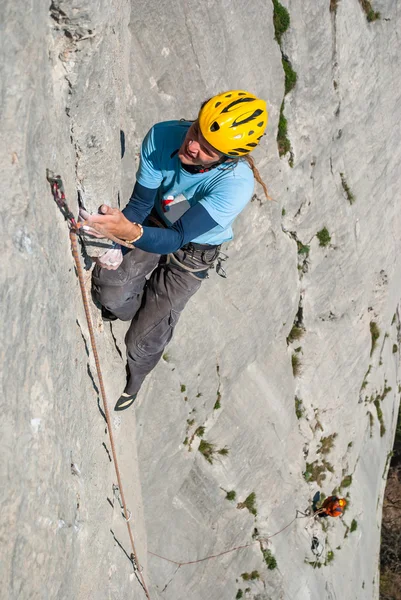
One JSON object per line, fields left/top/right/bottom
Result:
{"left": 81, "top": 205, "right": 140, "bottom": 240}
{"left": 96, "top": 245, "right": 123, "bottom": 270}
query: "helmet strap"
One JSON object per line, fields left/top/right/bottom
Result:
{"left": 180, "top": 154, "right": 229, "bottom": 174}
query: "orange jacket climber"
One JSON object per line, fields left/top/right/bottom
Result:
{"left": 312, "top": 491, "right": 346, "bottom": 517}
{"left": 320, "top": 496, "right": 346, "bottom": 517}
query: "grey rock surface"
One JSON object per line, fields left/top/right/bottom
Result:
{"left": 1, "top": 0, "right": 401, "bottom": 599}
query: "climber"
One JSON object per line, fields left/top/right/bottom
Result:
{"left": 312, "top": 491, "right": 346, "bottom": 518}
{"left": 81, "top": 90, "right": 269, "bottom": 411}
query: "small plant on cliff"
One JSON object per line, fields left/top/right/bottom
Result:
{"left": 330, "top": 0, "right": 340, "bottom": 12}
{"left": 241, "top": 571, "right": 260, "bottom": 581}
{"left": 237, "top": 492, "right": 257, "bottom": 516}
{"left": 292, "top": 353, "right": 301, "bottom": 377}
{"left": 277, "top": 101, "right": 291, "bottom": 156}
{"left": 340, "top": 173, "right": 355, "bottom": 204}
{"left": 374, "top": 398, "right": 386, "bottom": 436}
{"left": 235, "top": 591, "right": 243, "bottom": 599}
{"left": 316, "top": 227, "right": 331, "bottom": 247}
{"left": 350, "top": 519, "right": 358, "bottom": 533}
{"left": 198, "top": 440, "right": 216, "bottom": 463}
{"left": 287, "top": 325, "right": 304, "bottom": 343}
{"left": 297, "top": 241, "right": 310, "bottom": 255}
{"left": 340, "top": 474, "right": 353, "bottom": 489}
{"left": 218, "top": 447, "right": 229, "bottom": 456}
{"left": 318, "top": 433, "right": 337, "bottom": 455}
{"left": 295, "top": 396, "right": 305, "bottom": 419}
{"left": 282, "top": 55, "right": 297, "bottom": 94}
{"left": 304, "top": 460, "right": 334, "bottom": 486}
{"left": 195, "top": 426, "right": 205, "bottom": 438}
{"left": 358, "top": 0, "right": 380, "bottom": 21}
{"left": 226, "top": 490, "right": 236, "bottom": 501}
{"left": 272, "top": 0, "right": 290, "bottom": 45}
{"left": 370, "top": 321, "right": 380, "bottom": 356}
{"left": 262, "top": 548, "right": 277, "bottom": 570}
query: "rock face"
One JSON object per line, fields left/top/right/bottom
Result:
{"left": 1, "top": 1, "right": 401, "bottom": 599}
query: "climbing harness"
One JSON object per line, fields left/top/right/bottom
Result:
{"left": 47, "top": 171, "right": 151, "bottom": 600}
{"left": 148, "top": 213, "right": 228, "bottom": 279}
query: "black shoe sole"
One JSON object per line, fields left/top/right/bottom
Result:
{"left": 114, "top": 393, "right": 137, "bottom": 411}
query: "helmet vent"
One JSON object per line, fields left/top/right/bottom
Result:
{"left": 225, "top": 93, "right": 232, "bottom": 98}
{"left": 214, "top": 101, "right": 222, "bottom": 108}
{"left": 210, "top": 121, "right": 220, "bottom": 132}
{"left": 222, "top": 97, "right": 255, "bottom": 113}
{"left": 257, "top": 121, "right": 264, "bottom": 127}
{"left": 238, "top": 92, "right": 246, "bottom": 95}
{"left": 228, "top": 151, "right": 239, "bottom": 156}
{"left": 231, "top": 108, "right": 263, "bottom": 127}
{"left": 233, "top": 147, "right": 249, "bottom": 153}
{"left": 247, "top": 143, "right": 257, "bottom": 147}
{"left": 248, "top": 130, "right": 254, "bottom": 135}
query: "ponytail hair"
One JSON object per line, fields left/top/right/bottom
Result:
{"left": 243, "top": 155, "right": 272, "bottom": 201}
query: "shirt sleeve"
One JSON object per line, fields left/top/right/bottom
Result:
{"left": 122, "top": 182, "right": 158, "bottom": 224}
{"left": 135, "top": 126, "right": 163, "bottom": 189}
{"left": 130, "top": 202, "right": 218, "bottom": 255}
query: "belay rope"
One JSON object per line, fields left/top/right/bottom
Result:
{"left": 47, "top": 171, "right": 328, "bottom": 595}
{"left": 46, "top": 170, "right": 151, "bottom": 600}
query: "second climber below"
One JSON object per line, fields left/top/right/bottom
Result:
{"left": 82, "top": 90, "right": 269, "bottom": 411}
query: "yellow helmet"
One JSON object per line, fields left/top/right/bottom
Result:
{"left": 198, "top": 90, "right": 268, "bottom": 156}
{"left": 339, "top": 498, "right": 347, "bottom": 507}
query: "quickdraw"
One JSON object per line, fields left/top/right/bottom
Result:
{"left": 46, "top": 169, "right": 134, "bottom": 249}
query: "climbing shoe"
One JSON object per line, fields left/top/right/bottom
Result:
{"left": 114, "top": 392, "right": 137, "bottom": 411}
{"left": 101, "top": 306, "right": 118, "bottom": 322}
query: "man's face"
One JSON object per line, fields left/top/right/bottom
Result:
{"left": 178, "top": 121, "right": 224, "bottom": 166}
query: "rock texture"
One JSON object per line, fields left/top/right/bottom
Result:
{"left": 1, "top": 0, "right": 401, "bottom": 599}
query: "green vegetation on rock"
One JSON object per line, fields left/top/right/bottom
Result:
{"left": 241, "top": 571, "right": 260, "bottom": 581}
{"left": 292, "top": 352, "right": 301, "bottom": 377}
{"left": 237, "top": 492, "right": 257, "bottom": 516}
{"left": 316, "top": 227, "right": 331, "bottom": 247}
{"left": 340, "top": 173, "right": 355, "bottom": 204}
{"left": 262, "top": 548, "right": 277, "bottom": 570}
{"left": 282, "top": 56, "right": 297, "bottom": 94}
{"left": 358, "top": 0, "right": 380, "bottom": 21}
{"left": 370, "top": 321, "right": 380, "bottom": 356}
{"left": 272, "top": 0, "right": 290, "bottom": 44}
{"left": 295, "top": 396, "right": 305, "bottom": 419}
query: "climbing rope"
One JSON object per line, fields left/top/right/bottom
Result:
{"left": 148, "top": 509, "right": 325, "bottom": 568}
{"left": 47, "top": 171, "right": 151, "bottom": 600}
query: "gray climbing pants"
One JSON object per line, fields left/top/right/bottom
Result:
{"left": 92, "top": 244, "right": 220, "bottom": 395}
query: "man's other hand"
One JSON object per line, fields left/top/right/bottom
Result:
{"left": 96, "top": 246, "right": 123, "bottom": 270}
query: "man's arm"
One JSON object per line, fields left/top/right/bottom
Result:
{"left": 122, "top": 181, "right": 158, "bottom": 224}
{"left": 136, "top": 203, "right": 218, "bottom": 253}
{"left": 85, "top": 202, "right": 219, "bottom": 254}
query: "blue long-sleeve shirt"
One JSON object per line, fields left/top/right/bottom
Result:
{"left": 121, "top": 120, "right": 254, "bottom": 254}
{"left": 122, "top": 182, "right": 218, "bottom": 254}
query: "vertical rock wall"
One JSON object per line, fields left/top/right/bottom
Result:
{"left": 1, "top": 0, "right": 400, "bottom": 599}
